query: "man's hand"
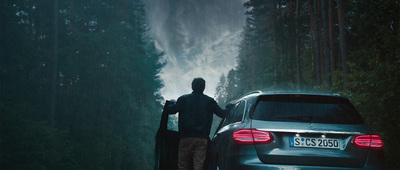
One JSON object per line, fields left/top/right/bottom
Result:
{"left": 225, "top": 100, "right": 237, "bottom": 110}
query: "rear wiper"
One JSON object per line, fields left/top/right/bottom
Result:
{"left": 275, "top": 116, "right": 313, "bottom": 122}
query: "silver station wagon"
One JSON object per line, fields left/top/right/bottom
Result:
{"left": 209, "top": 91, "right": 384, "bottom": 170}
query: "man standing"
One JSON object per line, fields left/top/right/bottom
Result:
{"left": 167, "top": 77, "right": 232, "bottom": 170}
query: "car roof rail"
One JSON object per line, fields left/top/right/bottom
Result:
{"left": 242, "top": 90, "right": 262, "bottom": 97}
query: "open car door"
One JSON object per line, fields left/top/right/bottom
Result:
{"left": 154, "top": 101, "right": 179, "bottom": 170}
{"left": 154, "top": 100, "right": 215, "bottom": 170}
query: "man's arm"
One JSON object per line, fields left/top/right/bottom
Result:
{"left": 210, "top": 99, "right": 234, "bottom": 118}
{"left": 167, "top": 97, "right": 182, "bottom": 114}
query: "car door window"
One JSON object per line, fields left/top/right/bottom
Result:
{"left": 221, "top": 101, "right": 245, "bottom": 127}
{"left": 167, "top": 114, "right": 179, "bottom": 131}
{"left": 221, "top": 104, "right": 236, "bottom": 127}
{"left": 231, "top": 101, "right": 245, "bottom": 123}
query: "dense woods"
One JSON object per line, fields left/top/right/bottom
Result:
{"left": 1, "top": 0, "right": 164, "bottom": 169}
{"left": 2, "top": 0, "right": 400, "bottom": 169}
{"left": 214, "top": 0, "right": 400, "bottom": 169}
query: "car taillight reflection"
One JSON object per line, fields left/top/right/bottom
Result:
{"left": 233, "top": 129, "right": 274, "bottom": 145}
{"left": 352, "top": 135, "right": 383, "bottom": 149}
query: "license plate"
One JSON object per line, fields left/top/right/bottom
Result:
{"left": 289, "top": 137, "right": 340, "bottom": 149}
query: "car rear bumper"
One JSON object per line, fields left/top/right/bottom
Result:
{"left": 223, "top": 155, "right": 383, "bottom": 170}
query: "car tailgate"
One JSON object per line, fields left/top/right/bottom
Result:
{"left": 251, "top": 120, "right": 371, "bottom": 168}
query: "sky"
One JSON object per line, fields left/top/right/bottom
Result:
{"left": 143, "top": 0, "right": 247, "bottom": 100}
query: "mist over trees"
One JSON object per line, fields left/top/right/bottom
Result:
{"left": 1, "top": 0, "right": 164, "bottom": 169}
{"left": 1, "top": 0, "right": 399, "bottom": 169}
{"left": 214, "top": 0, "right": 400, "bottom": 168}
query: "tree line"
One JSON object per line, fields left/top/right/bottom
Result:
{"left": 215, "top": 0, "right": 400, "bottom": 169}
{"left": 1, "top": 0, "right": 164, "bottom": 169}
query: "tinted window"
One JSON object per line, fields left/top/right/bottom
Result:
{"left": 221, "top": 104, "right": 236, "bottom": 127}
{"left": 220, "top": 101, "right": 245, "bottom": 127}
{"left": 252, "top": 95, "right": 364, "bottom": 124}
{"left": 231, "top": 101, "right": 245, "bottom": 123}
{"left": 167, "top": 114, "right": 179, "bottom": 132}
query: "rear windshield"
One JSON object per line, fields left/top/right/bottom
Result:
{"left": 251, "top": 95, "right": 364, "bottom": 124}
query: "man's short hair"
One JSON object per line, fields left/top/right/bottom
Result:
{"left": 192, "top": 77, "right": 205, "bottom": 93}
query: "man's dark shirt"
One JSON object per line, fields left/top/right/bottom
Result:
{"left": 167, "top": 92, "right": 230, "bottom": 139}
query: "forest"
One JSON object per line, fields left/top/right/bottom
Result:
{"left": 1, "top": 0, "right": 400, "bottom": 169}
{"left": 1, "top": 0, "right": 164, "bottom": 169}
{"left": 214, "top": 0, "right": 400, "bottom": 169}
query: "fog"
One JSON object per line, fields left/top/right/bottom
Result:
{"left": 143, "top": 0, "right": 247, "bottom": 100}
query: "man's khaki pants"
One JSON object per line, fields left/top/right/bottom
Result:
{"left": 178, "top": 137, "right": 208, "bottom": 170}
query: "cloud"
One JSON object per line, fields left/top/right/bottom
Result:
{"left": 144, "top": 0, "right": 246, "bottom": 100}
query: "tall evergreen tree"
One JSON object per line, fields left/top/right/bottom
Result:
{"left": 1, "top": 0, "right": 165, "bottom": 169}
{"left": 321, "top": 0, "right": 331, "bottom": 87}
{"left": 217, "top": 0, "right": 400, "bottom": 169}
{"left": 337, "top": 0, "right": 349, "bottom": 90}
{"left": 215, "top": 74, "right": 227, "bottom": 105}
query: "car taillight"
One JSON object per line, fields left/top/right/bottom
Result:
{"left": 232, "top": 129, "right": 274, "bottom": 145}
{"left": 352, "top": 135, "right": 383, "bottom": 149}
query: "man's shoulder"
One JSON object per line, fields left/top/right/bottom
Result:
{"left": 202, "top": 94, "right": 217, "bottom": 103}
{"left": 183, "top": 93, "right": 216, "bottom": 102}
{"left": 183, "top": 93, "right": 192, "bottom": 97}
{"left": 204, "top": 94, "right": 214, "bottom": 100}
{"left": 178, "top": 94, "right": 191, "bottom": 100}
